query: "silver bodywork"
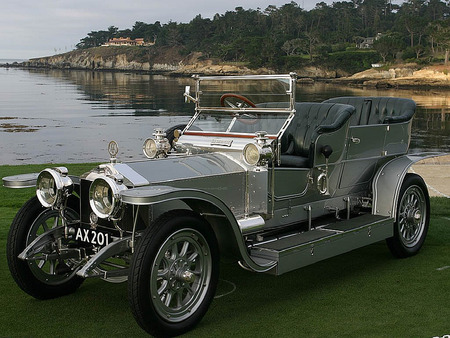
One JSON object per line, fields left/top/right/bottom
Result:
{"left": 3, "top": 73, "right": 445, "bottom": 278}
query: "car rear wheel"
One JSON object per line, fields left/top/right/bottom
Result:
{"left": 129, "top": 209, "right": 219, "bottom": 336}
{"left": 386, "top": 173, "right": 430, "bottom": 258}
{"left": 6, "top": 196, "right": 84, "bottom": 299}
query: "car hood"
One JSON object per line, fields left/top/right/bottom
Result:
{"left": 113, "top": 153, "right": 245, "bottom": 187}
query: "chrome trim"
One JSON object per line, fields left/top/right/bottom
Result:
{"left": 89, "top": 176, "right": 127, "bottom": 219}
{"left": 36, "top": 167, "right": 73, "bottom": 208}
{"left": 197, "top": 107, "right": 294, "bottom": 113}
{"left": 76, "top": 237, "right": 131, "bottom": 278}
{"left": 238, "top": 215, "right": 266, "bottom": 234}
{"left": 18, "top": 226, "right": 65, "bottom": 261}
{"left": 111, "top": 163, "right": 149, "bottom": 187}
{"left": 197, "top": 74, "right": 295, "bottom": 81}
{"left": 194, "top": 73, "right": 297, "bottom": 112}
{"left": 2, "top": 173, "right": 39, "bottom": 188}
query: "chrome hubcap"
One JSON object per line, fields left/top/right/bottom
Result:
{"left": 398, "top": 186, "right": 426, "bottom": 248}
{"left": 150, "top": 228, "right": 212, "bottom": 322}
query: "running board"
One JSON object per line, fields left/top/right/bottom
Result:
{"left": 250, "top": 214, "right": 393, "bottom": 275}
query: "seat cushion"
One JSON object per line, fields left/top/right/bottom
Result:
{"left": 278, "top": 102, "right": 354, "bottom": 167}
{"left": 323, "top": 97, "right": 416, "bottom": 125}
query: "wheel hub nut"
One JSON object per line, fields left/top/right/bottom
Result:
{"left": 181, "top": 270, "right": 195, "bottom": 283}
{"left": 414, "top": 210, "right": 421, "bottom": 221}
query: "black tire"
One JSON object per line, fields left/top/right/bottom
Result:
{"left": 165, "top": 124, "right": 187, "bottom": 149}
{"left": 6, "top": 196, "right": 84, "bottom": 300}
{"left": 129, "top": 210, "right": 219, "bottom": 337}
{"left": 386, "top": 173, "right": 430, "bottom": 258}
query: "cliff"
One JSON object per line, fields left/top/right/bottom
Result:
{"left": 21, "top": 46, "right": 341, "bottom": 78}
{"left": 24, "top": 46, "right": 187, "bottom": 73}
{"left": 23, "top": 46, "right": 271, "bottom": 75}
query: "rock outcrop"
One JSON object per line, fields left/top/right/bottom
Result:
{"left": 335, "top": 64, "right": 450, "bottom": 88}
{"left": 23, "top": 46, "right": 183, "bottom": 72}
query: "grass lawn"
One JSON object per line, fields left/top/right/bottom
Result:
{"left": 1, "top": 164, "right": 449, "bottom": 337}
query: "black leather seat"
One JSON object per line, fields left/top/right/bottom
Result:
{"left": 323, "top": 97, "right": 415, "bottom": 126}
{"left": 280, "top": 102, "right": 354, "bottom": 168}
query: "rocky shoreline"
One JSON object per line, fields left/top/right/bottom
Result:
{"left": 3, "top": 47, "right": 450, "bottom": 88}
{"left": 0, "top": 46, "right": 351, "bottom": 79}
{"left": 333, "top": 64, "right": 450, "bottom": 89}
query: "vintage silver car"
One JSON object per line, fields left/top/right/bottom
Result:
{"left": 4, "top": 73, "right": 437, "bottom": 336}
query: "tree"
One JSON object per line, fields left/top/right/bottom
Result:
{"left": 282, "top": 38, "right": 304, "bottom": 55}
{"left": 433, "top": 19, "right": 450, "bottom": 64}
{"left": 76, "top": 28, "right": 117, "bottom": 49}
{"left": 413, "top": 44, "right": 427, "bottom": 59}
{"left": 73, "top": 0, "right": 450, "bottom": 70}
{"left": 373, "top": 33, "right": 405, "bottom": 62}
{"left": 398, "top": 0, "right": 427, "bottom": 47}
{"left": 304, "top": 31, "right": 319, "bottom": 60}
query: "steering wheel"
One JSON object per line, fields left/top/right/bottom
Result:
{"left": 220, "top": 94, "right": 256, "bottom": 108}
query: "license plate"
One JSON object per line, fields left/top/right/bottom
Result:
{"left": 74, "top": 227, "right": 111, "bottom": 246}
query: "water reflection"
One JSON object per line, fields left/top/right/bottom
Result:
{"left": 0, "top": 68, "right": 448, "bottom": 165}
{"left": 26, "top": 69, "right": 196, "bottom": 115}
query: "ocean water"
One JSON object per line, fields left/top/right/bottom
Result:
{"left": 0, "top": 67, "right": 448, "bottom": 165}
{"left": 0, "top": 68, "right": 193, "bottom": 164}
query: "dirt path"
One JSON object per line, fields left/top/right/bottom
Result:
{"left": 410, "top": 154, "right": 450, "bottom": 198}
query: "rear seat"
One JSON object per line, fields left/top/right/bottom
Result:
{"left": 323, "top": 97, "right": 415, "bottom": 126}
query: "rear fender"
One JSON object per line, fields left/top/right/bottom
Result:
{"left": 372, "top": 152, "right": 447, "bottom": 218}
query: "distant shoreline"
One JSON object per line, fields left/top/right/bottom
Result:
{"left": 3, "top": 54, "right": 450, "bottom": 89}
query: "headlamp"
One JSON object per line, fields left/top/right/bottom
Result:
{"left": 243, "top": 143, "right": 261, "bottom": 166}
{"left": 36, "top": 167, "right": 73, "bottom": 208}
{"left": 243, "top": 131, "right": 273, "bottom": 166}
{"left": 89, "top": 176, "right": 127, "bottom": 219}
{"left": 143, "top": 128, "right": 171, "bottom": 159}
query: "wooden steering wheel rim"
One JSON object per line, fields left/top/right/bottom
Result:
{"left": 220, "top": 93, "right": 256, "bottom": 108}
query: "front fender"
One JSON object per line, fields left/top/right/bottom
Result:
{"left": 372, "top": 152, "right": 447, "bottom": 218}
{"left": 120, "top": 185, "right": 275, "bottom": 273}
{"left": 2, "top": 172, "right": 81, "bottom": 194}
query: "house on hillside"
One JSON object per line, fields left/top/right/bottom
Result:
{"left": 103, "top": 37, "right": 154, "bottom": 47}
{"left": 357, "top": 37, "right": 375, "bottom": 49}
{"left": 356, "top": 33, "right": 383, "bottom": 49}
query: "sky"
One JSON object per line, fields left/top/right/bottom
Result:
{"left": 1, "top": 0, "right": 334, "bottom": 60}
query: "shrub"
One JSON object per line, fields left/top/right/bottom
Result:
{"left": 281, "top": 55, "right": 309, "bottom": 71}
{"left": 322, "top": 50, "right": 380, "bottom": 73}
{"left": 401, "top": 47, "right": 416, "bottom": 61}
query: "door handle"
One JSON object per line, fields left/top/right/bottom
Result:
{"left": 351, "top": 137, "right": 360, "bottom": 144}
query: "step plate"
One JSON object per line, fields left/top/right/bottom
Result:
{"left": 253, "top": 230, "right": 336, "bottom": 252}
{"left": 251, "top": 214, "right": 393, "bottom": 275}
{"left": 322, "top": 214, "right": 387, "bottom": 232}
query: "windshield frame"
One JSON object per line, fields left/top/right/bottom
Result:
{"left": 184, "top": 73, "right": 297, "bottom": 139}
{"left": 195, "top": 73, "right": 296, "bottom": 111}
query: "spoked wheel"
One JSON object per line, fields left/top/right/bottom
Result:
{"left": 129, "top": 210, "right": 219, "bottom": 337}
{"left": 386, "top": 174, "right": 430, "bottom": 258}
{"left": 7, "top": 196, "right": 84, "bottom": 299}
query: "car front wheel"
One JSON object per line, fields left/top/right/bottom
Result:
{"left": 386, "top": 173, "right": 430, "bottom": 258}
{"left": 6, "top": 196, "right": 84, "bottom": 299}
{"left": 128, "top": 209, "right": 219, "bottom": 336}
